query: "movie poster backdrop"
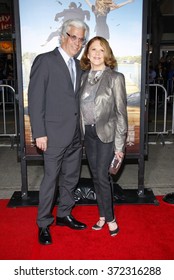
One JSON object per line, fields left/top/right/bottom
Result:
{"left": 18, "top": 0, "right": 143, "bottom": 156}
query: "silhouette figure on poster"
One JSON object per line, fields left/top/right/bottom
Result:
{"left": 42, "top": 2, "right": 90, "bottom": 46}
{"left": 85, "top": 0, "right": 134, "bottom": 40}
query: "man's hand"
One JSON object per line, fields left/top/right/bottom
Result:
{"left": 35, "top": 136, "right": 48, "bottom": 151}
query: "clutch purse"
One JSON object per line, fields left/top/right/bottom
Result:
{"left": 109, "top": 155, "right": 123, "bottom": 175}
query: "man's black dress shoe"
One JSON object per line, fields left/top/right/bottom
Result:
{"left": 56, "top": 215, "right": 87, "bottom": 230}
{"left": 38, "top": 227, "right": 52, "bottom": 245}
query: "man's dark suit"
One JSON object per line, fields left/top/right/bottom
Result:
{"left": 28, "top": 47, "right": 82, "bottom": 228}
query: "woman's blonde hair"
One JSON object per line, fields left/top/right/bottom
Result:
{"left": 80, "top": 36, "right": 117, "bottom": 70}
{"left": 95, "top": 0, "right": 114, "bottom": 15}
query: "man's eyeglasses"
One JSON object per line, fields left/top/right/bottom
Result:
{"left": 66, "top": 32, "right": 86, "bottom": 45}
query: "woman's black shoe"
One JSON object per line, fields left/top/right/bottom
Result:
{"left": 107, "top": 219, "right": 119, "bottom": 237}
{"left": 92, "top": 218, "right": 105, "bottom": 230}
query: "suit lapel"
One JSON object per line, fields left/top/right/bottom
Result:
{"left": 54, "top": 48, "right": 74, "bottom": 90}
{"left": 54, "top": 48, "right": 82, "bottom": 94}
{"left": 74, "top": 59, "right": 82, "bottom": 94}
{"left": 79, "top": 71, "right": 88, "bottom": 97}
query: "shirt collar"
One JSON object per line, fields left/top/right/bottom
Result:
{"left": 58, "top": 47, "right": 73, "bottom": 65}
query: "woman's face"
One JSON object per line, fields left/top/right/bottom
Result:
{"left": 87, "top": 40, "right": 106, "bottom": 70}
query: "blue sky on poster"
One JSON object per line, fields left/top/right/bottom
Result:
{"left": 19, "top": 0, "right": 143, "bottom": 57}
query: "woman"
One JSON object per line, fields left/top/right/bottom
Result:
{"left": 80, "top": 36, "right": 128, "bottom": 236}
{"left": 85, "top": 0, "right": 134, "bottom": 39}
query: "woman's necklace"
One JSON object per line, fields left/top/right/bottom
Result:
{"left": 87, "top": 68, "right": 105, "bottom": 85}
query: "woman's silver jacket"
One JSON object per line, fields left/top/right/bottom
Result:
{"left": 80, "top": 67, "right": 128, "bottom": 152}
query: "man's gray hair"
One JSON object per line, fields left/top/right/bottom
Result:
{"left": 59, "top": 19, "right": 89, "bottom": 44}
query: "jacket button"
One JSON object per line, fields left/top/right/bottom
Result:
{"left": 75, "top": 113, "right": 77, "bottom": 116}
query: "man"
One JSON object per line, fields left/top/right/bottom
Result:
{"left": 28, "top": 19, "right": 89, "bottom": 245}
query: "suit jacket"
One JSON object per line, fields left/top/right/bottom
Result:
{"left": 28, "top": 48, "right": 82, "bottom": 147}
{"left": 80, "top": 67, "right": 128, "bottom": 152}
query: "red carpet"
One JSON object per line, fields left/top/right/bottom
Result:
{"left": 0, "top": 197, "right": 174, "bottom": 260}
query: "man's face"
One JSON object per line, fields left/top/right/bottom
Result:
{"left": 61, "top": 26, "right": 85, "bottom": 57}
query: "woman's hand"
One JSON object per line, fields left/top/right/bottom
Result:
{"left": 115, "top": 151, "right": 124, "bottom": 161}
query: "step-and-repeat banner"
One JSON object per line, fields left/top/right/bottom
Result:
{"left": 17, "top": 0, "right": 143, "bottom": 156}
